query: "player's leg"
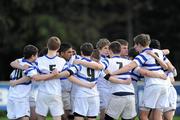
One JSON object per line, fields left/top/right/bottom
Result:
{"left": 99, "top": 109, "right": 105, "bottom": 120}
{"left": 147, "top": 109, "right": 153, "bottom": 120}
{"left": 30, "top": 106, "right": 37, "bottom": 120}
{"left": 104, "top": 114, "right": 114, "bottom": 120}
{"left": 74, "top": 112, "right": 85, "bottom": 120}
{"left": 163, "top": 86, "right": 177, "bottom": 120}
{"left": 153, "top": 109, "right": 163, "bottom": 120}
{"left": 163, "top": 110, "right": 175, "bottom": 120}
{"left": 20, "top": 116, "right": 30, "bottom": 120}
{"left": 139, "top": 109, "right": 150, "bottom": 120}
{"left": 36, "top": 114, "right": 45, "bottom": 120}
{"left": 62, "top": 91, "right": 72, "bottom": 120}
{"left": 52, "top": 116, "right": 62, "bottom": 120}
{"left": 87, "top": 116, "right": 96, "bottom": 120}
{"left": 98, "top": 88, "right": 111, "bottom": 120}
{"left": 29, "top": 84, "right": 38, "bottom": 120}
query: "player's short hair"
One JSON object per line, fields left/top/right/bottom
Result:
{"left": 109, "top": 41, "right": 121, "bottom": 54}
{"left": 134, "top": 34, "right": 151, "bottom": 47}
{"left": 96, "top": 38, "right": 110, "bottom": 49}
{"left": 23, "top": 45, "right": 38, "bottom": 59}
{"left": 150, "top": 39, "right": 161, "bottom": 49}
{"left": 80, "top": 42, "right": 94, "bottom": 56}
{"left": 38, "top": 47, "right": 48, "bottom": 57}
{"left": 47, "top": 36, "right": 61, "bottom": 50}
{"left": 58, "top": 43, "right": 72, "bottom": 53}
{"left": 91, "top": 49, "right": 100, "bottom": 62}
{"left": 116, "top": 39, "right": 128, "bottom": 46}
{"left": 128, "top": 47, "right": 139, "bottom": 59}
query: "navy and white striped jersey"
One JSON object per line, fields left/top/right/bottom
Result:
{"left": 60, "top": 55, "right": 81, "bottom": 92}
{"left": 9, "top": 58, "right": 34, "bottom": 99}
{"left": 69, "top": 57, "right": 103, "bottom": 97}
{"left": 133, "top": 48, "right": 170, "bottom": 86}
{"left": 96, "top": 56, "right": 111, "bottom": 89}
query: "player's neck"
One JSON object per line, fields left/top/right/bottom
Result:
{"left": 140, "top": 46, "right": 149, "bottom": 52}
{"left": 112, "top": 53, "right": 120, "bottom": 57}
{"left": 47, "top": 50, "right": 57, "bottom": 57}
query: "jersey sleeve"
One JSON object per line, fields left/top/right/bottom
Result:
{"left": 68, "top": 64, "right": 81, "bottom": 74}
{"left": 100, "top": 58, "right": 109, "bottom": 70}
{"left": 24, "top": 66, "right": 38, "bottom": 77}
{"left": 133, "top": 53, "right": 147, "bottom": 67}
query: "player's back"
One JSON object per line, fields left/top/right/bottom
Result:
{"left": 107, "top": 56, "right": 134, "bottom": 93}
{"left": 37, "top": 55, "right": 66, "bottom": 95}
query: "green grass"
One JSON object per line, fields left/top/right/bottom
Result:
{"left": 1, "top": 111, "right": 180, "bottom": 120}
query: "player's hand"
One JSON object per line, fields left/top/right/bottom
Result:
{"left": 9, "top": 80, "right": 17, "bottom": 87}
{"left": 51, "top": 69, "right": 59, "bottom": 75}
{"left": 88, "top": 82, "right": 96, "bottom": 89}
{"left": 159, "top": 73, "right": 167, "bottom": 80}
{"left": 146, "top": 50, "right": 156, "bottom": 57}
{"left": 22, "top": 64, "right": 29, "bottom": 70}
{"left": 162, "top": 49, "right": 170, "bottom": 55}
{"left": 73, "top": 59, "right": 81, "bottom": 64}
{"left": 124, "top": 78, "right": 132, "bottom": 85}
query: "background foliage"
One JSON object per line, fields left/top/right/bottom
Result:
{"left": 0, "top": 0, "right": 180, "bottom": 80}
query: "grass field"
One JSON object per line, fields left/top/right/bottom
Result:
{"left": 1, "top": 111, "right": 180, "bottom": 120}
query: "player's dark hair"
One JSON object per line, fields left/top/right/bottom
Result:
{"left": 91, "top": 49, "right": 101, "bottom": 61}
{"left": 80, "top": 42, "right": 94, "bottom": 56}
{"left": 58, "top": 43, "right": 72, "bottom": 53}
{"left": 128, "top": 47, "right": 139, "bottom": 59}
{"left": 109, "top": 41, "right": 121, "bottom": 54}
{"left": 39, "top": 47, "right": 48, "bottom": 57}
{"left": 23, "top": 45, "right": 38, "bottom": 59}
{"left": 150, "top": 39, "right": 161, "bottom": 49}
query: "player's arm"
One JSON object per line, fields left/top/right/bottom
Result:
{"left": 31, "top": 73, "right": 57, "bottom": 81}
{"left": 10, "top": 59, "right": 29, "bottom": 70}
{"left": 162, "top": 49, "right": 170, "bottom": 55}
{"left": 68, "top": 76, "right": 95, "bottom": 89}
{"left": 104, "top": 70, "right": 131, "bottom": 85}
{"left": 137, "top": 67, "right": 167, "bottom": 80}
{"left": 111, "top": 61, "right": 137, "bottom": 75}
{"left": 31, "top": 68, "right": 74, "bottom": 81}
{"left": 73, "top": 59, "right": 103, "bottom": 70}
{"left": 109, "top": 77, "right": 131, "bottom": 85}
{"left": 170, "top": 77, "right": 175, "bottom": 84}
{"left": 146, "top": 51, "right": 168, "bottom": 70}
{"left": 166, "top": 60, "right": 177, "bottom": 76}
{"left": 9, "top": 76, "right": 31, "bottom": 86}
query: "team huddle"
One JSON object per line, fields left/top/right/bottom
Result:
{"left": 7, "top": 34, "right": 177, "bottom": 120}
